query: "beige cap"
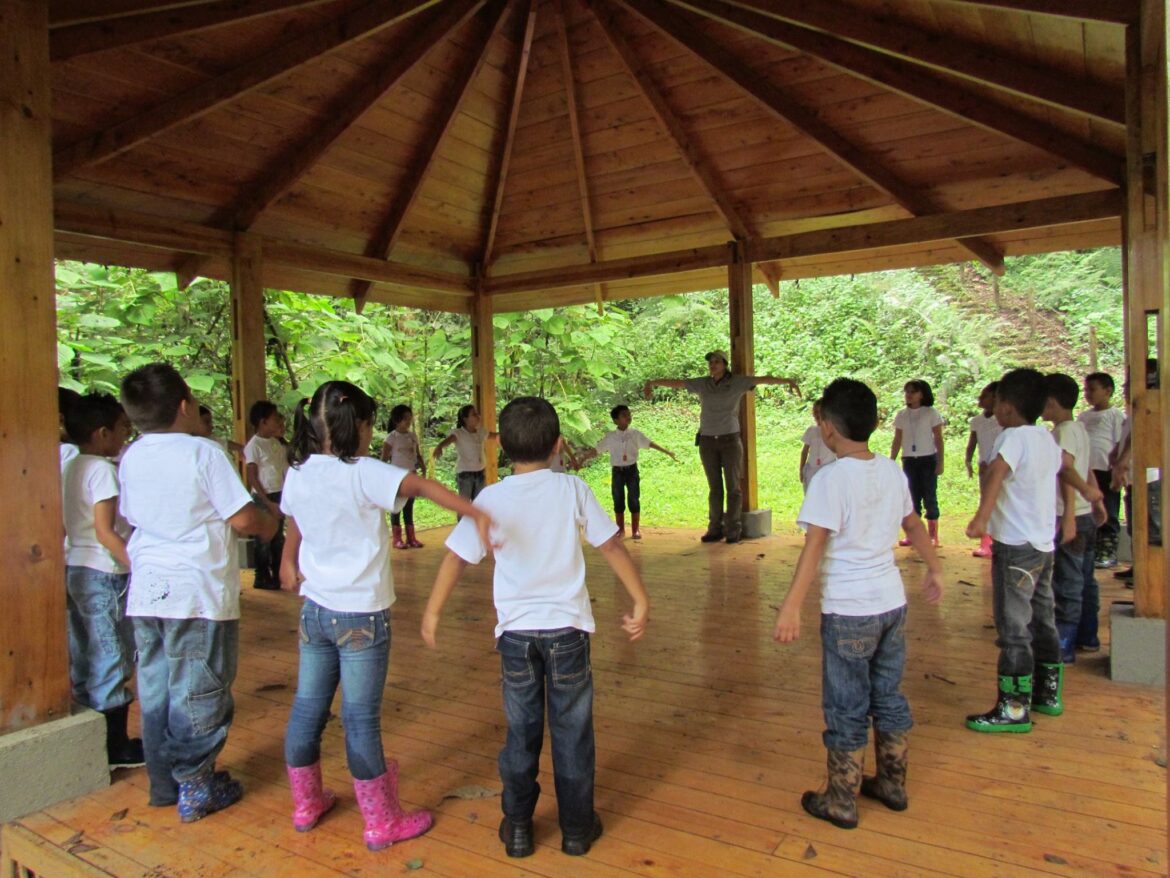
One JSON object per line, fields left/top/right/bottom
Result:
{"left": 705, "top": 350, "right": 729, "bottom": 365}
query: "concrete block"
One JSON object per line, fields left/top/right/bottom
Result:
{"left": 1109, "top": 601, "right": 1165, "bottom": 687}
{"left": 0, "top": 708, "right": 108, "bottom": 822}
{"left": 742, "top": 508, "right": 772, "bottom": 539}
{"left": 1118, "top": 528, "right": 1132, "bottom": 564}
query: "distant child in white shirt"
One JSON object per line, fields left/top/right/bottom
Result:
{"left": 380, "top": 404, "right": 426, "bottom": 549}
{"left": 580, "top": 404, "right": 676, "bottom": 540}
{"left": 119, "top": 363, "right": 277, "bottom": 821}
{"left": 280, "top": 381, "right": 488, "bottom": 851}
{"left": 1077, "top": 372, "right": 1125, "bottom": 567}
{"left": 244, "top": 400, "right": 288, "bottom": 589}
{"left": 799, "top": 399, "right": 837, "bottom": 491}
{"left": 890, "top": 379, "right": 945, "bottom": 546}
{"left": 59, "top": 386, "right": 83, "bottom": 471}
{"left": 774, "top": 378, "right": 942, "bottom": 831}
{"left": 422, "top": 396, "right": 650, "bottom": 860}
{"left": 62, "top": 392, "right": 141, "bottom": 769}
{"left": 194, "top": 405, "right": 243, "bottom": 458}
{"left": 432, "top": 403, "right": 497, "bottom": 502}
{"left": 964, "top": 381, "right": 1002, "bottom": 557}
{"left": 965, "top": 368, "right": 1063, "bottom": 733}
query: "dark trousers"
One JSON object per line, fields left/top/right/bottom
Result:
{"left": 254, "top": 490, "right": 284, "bottom": 586}
{"left": 611, "top": 464, "right": 641, "bottom": 514}
{"left": 1092, "top": 469, "right": 1121, "bottom": 556}
{"left": 390, "top": 496, "right": 415, "bottom": 527}
{"left": 698, "top": 433, "right": 744, "bottom": 536}
{"left": 991, "top": 542, "right": 1059, "bottom": 676}
{"left": 902, "top": 455, "right": 940, "bottom": 520}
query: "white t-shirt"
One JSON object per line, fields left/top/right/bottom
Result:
{"left": 800, "top": 424, "right": 837, "bottom": 485}
{"left": 893, "top": 406, "right": 944, "bottom": 457}
{"left": 281, "top": 456, "right": 408, "bottom": 613}
{"left": 244, "top": 434, "right": 288, "bottom": 493}
{"left": 797, "top": 456, "right": 912, "bottom": 616}
{"left": 382, "top": 430, "right": 419, "bottom": 470}
{"left": 445, "top": 469, "right": 618, "bottom": 638}
{"left": 1119, "top": 420, "right": 1161, "bottom": 483}
{"left": 119, "top": 434, "right": 254, "bottom": 621}
{"left": 969, "top": 413, "right": 1003, "bottom": 465}
{"left": 988, "top": 426, "right": 1061, "bottom": 552}
{"left": 1051, "top": 420, "right": 1092, "bottom": 517}
{"left": 450, "top": 427, "right": 486, "bottom": 473}
{"left": 595, "top": 428, "right": 652, "bottom": 466}
{"left": 1077, "top": 407, "right": 1125, "bottom": 471}
{"left": 62, "top": 454, "right": 131, "bottom": 574}
{"left": 60, "top": 443, "right": 80, "bottom": 471}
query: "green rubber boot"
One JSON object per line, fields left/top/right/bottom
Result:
{"left": 966, "top": 675, "right": 1032, "bottom": 733}
{"left": 1031, "top": 663, "right": 1064, "bottom": 716}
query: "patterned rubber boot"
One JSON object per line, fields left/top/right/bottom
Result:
{"left": 1056, "top": 621, "right": 1078, "bottom": 664}
{"left": 287, "top": 763, "right": 337, "bottom": 832}
{"left": 1031, "top": 663, "right": 1065, "bottom": 717}
{"left": 631, "top": 513, "right": 642, "bottom": 540}
{"left": 353, "top": 761, "right": 433, "bottom": 851}
{"left": 177, "top": 769, "right": 243, "bottom": 823}
{"left": 392, "top": 524, "right": 407, "bottom": 550}
{"left": 406, "top": 525, "right": 424, "bottom": 548}
{"left": 615, "top": 512, "right": 626, "bottom": 538}
{"left": 860, "top": 730, "right": 908, "bottom": 811}
{"left": 966, "top": 675, "right": 1032, "bottom": 733}
{"left": 801, "top": 748, "right": 865, "bottom": 829}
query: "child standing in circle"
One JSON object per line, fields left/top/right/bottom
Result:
{"left": 799, "top": 399, "right": 837, "bottom": 491}
{"left": 432, "top": 404, "right": 497, "bottom": 502}
{"left": 891, "top": 380, "right": 945, "bottom": 546}
{"left": 380, "top": 404, "right": 426, "bottom": 549}
{"left": 281, "top": 381, "right": 492, "bottom": 850}
{"left": 964, "top": 382, "right": 1002, "bottom": 557}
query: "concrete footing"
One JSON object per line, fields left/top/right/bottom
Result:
{"left": 742, "top": 508, "right": 772, "bottom": 539}
{"left": 0, "top": 708, "right": 108, "bottom": 823}
{"left": 1109, "top": 601, "right": 1165, "bottom": 686}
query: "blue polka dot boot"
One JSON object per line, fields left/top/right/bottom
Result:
{"left": 177, "top": 769, "right": 243, "bottom": 823}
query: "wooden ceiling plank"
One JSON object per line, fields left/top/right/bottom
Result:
{"left": 591, "top": 0, "right": 751, "bottom": 240}
{"left": 622, "top": 0, "right": 1005, "bottom": 273}
{"left": 924, "top": 1, "right": 1137, "bottom": 26}
{"left": 555, "top": 0, "right": 599, "bottom": 263}
{"left": 52, "top": 0, "right": 442, "bottom": 178}
{"left": 666, "top": 0, "right": 1125, "bottom": 185}
{"left": 716, "top": 0, "right": 1122, "bottom": 126}
{"left": 350, "top": 0, "right": 508, "bottom": 305}
{"left": 51, "top": 0, "right": 224, "bottom": 27}
{"left": 479, "top": 0, "right": 537, "bottom": 271}
{"left": 50, "top": 0, "right": 338, "bottom": 60}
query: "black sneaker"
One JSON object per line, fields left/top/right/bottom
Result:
{"left": 562, "top": 813, "right": 603, "bottom": 856}
{"left": 700, "top": 530, "right": 724, "bottom": 543}
{"left": 1114, "top": 567, "right": 1134, "bottom": 580}
{"left": 499, "top": 816, "right": 534, "bottom": 858}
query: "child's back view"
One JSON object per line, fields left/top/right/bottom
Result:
{"left": 422, "top": 396, "right": 649, "bottom": 859}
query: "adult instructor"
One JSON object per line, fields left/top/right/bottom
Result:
{"left": 644, "top": 351, "right": 800, "bottom": 543}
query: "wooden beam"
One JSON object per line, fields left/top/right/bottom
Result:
{"left": 662, "top": 0, "right": 1125, "bottom": 187}
{"left": 470, "top": 293, "right": 498, "bottom": 484}
{"left": 925, "top": 0, "right": 1138, "bottom": 25}
{"left": 555, "top": 0, "right": 599, "bottom": 264}
{"left": 263, "top": 241, "right": 474, "bottom": 295}
{"left": 478, "top": 0, "right": 536, "bottom": 272}
{"left": 50, "top": 0, "right": 224, "bottom": 27}
{"left": 591, "top": 0, "right": 751, "bottom": 240}
{"left": 728, "top": 240, "right": 757, "bottom": 512}
{"left": 52, "top": 0, "right": 440, "bottom": 178}
{"left": 1, "top": 0, "right": 70, "bottom": 733}
{"left": 719, "top": 0, "right": 1123, "bottom": 127}
{"left": 623, "top": 0, "right": 1005, "bottom": 275}
{"left": 50, "top": 0, "right": 336, "bottom": 60}
{"left": 229, "top": 233, "right": 267, "bottom": 445}
{"left": 756, "top": 261, "right": 780, "bottom": 297}
{"left": 350, "top": 0, "right": 507, "bottom": 308}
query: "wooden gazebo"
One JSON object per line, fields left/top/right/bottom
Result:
{"left": 2, "top": 0, "right": 1167, "bottom": 845}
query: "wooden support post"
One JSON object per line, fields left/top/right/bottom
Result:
{"left": 728, "top": 240, "right": 757, "bottom": 512}
{"left": 471, "top": 292, "right": 498, "bottom": 484}
{"left": 0, "top": 0, "right": 70, "bottom": 732}
{"left": 230, "top": 234, "right": 267, "bottom": 447}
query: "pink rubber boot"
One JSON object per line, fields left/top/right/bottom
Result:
{"left": 406, "top": 525, "right": 424, "bottom": 549}
{"left": 392, "top": 524, "right": 407, "bottom": 550}
{"left": 287, "top": 763, "right": 336, "bottom": 832}
{"left": 353, "top": 761, "right": 433, "bottom": 851}
{"left": 972, "top": 533, "right": 993, "bottom": 558}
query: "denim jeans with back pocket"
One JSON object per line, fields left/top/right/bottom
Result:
{"left": 66, "top": 566, "right": 134, "bottom": 712}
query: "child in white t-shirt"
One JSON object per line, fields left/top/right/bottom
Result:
{"left": 62, "top": 392, "right": 141, "bottom": 769}
{"left": 890, "top": 379, "right": 945, "bottom": 546}
{"left": 799, "top": 399, "right": 837, "bottom": 491}
{"left": 964, "top": 381, "right": 1002, "bottom": 557}
{"left": 432, "top": 403, "right": 498, "bottom": 503}
{"left": 422, "top": 396, "right": 649, "bottom": 860}
{"left": 194, "top": 405, "right": 243, "bottom": 458}
{"left": 244, "top": 400, "right": 288, "bottom": 589}
{"left": 1078, "top": 372, "right": 1125, "bottom": 567}
{"left": 380, "top": 404, "right": 426, "bottom": 549}
{"left": 774, "top": 378, "right": 942, "bottom": 830}
{"left": 280, "top": 381, "right": 489, "bottom": 851}
{"left": 119, "top": 363, "right": 277, "bottom": 821}
{"left": 59, "top": 386, "right": 83, "bottom": 471}
{"left": 965, "top": 368, "right": 1062, "bottom": 733}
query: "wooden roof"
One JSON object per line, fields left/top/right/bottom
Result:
{"left": 49, "top": 0, "right": 1131, "bottom": 312}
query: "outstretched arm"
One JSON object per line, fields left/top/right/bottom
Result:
{"left": 399, "top": 473, "right": 493, "bottom": 550}
{"left": 431, "top": 434, "right": 456, "bottom": 459}
{"left": 649, "top": 442, "right": 676, "bottom": 461}
{"left": 754, "top": 376, "right": 802, "bottom": 397}
{"left": 596, "top": 535, "right": 650, "bottom": 640}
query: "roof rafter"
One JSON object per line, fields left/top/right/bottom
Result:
{"left": 50, "top": 0, "right": 225, "bottom": 27}
{"left": 719, "top": 0, "right": 1122, "bottom": 127}
{"left": 52, "top": 0, "right": 442, "bottom": 178}
{"left": 350, "top": 0, "right": 509, "bottom": 308}
{"left": 622, "top": 0, "right": 1005, "bottom": 274}
{"left": 926, "top": 0, "right": 1137, "bottom": 25}
{"left": 555, "top": 0, "right": 599, "bottom": 264}
{"left": 667, "top": 0, "right": 1125, "bottom": 186}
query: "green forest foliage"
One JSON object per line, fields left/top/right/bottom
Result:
{"left": 55, "top": 248, "right": 1123, "bottom": 531}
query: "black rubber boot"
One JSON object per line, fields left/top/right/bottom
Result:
{"left": 562, "top": 812, "right": 603, "bottom": 856}
{"left": 1031, "top": 663, "right": 1064, "bottom": 716}
{"left": 103, "top": 705, "right": 145, "bottom": 769}
{"left": 498, "top": 816, "right": 534, "bottom": 858}
{"left": 966, "top": 675, "right": 1032, "bottom": 733}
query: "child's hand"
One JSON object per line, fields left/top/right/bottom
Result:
{"left": 773, "top": 604, "right": 800, "bottom": 642}
{"left": 921, "top": 569, "right": 943, "bottom": 604}
{"left": 279, "top": 561, "right": 302, "bottom": 591}
{"left": 1084, "top": 483, "right": 1104, "bottom": 504}
{"left": 471, "top": 508, "right": 497, "bottom": 551}
{"left": 420, "top": 611, "right": 440, "bottom": 649}
{"left": 621, "top": 603, "right": 648, "bottom": 641}
{"left": 965, "top": 515, "right": 987, "bottom": 540}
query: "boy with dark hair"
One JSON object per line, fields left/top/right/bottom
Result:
{"left": 1078, "top": 371, "right": 1124, "bottom": 567}
{"left": 244, "top": 400, "right": 288, "bottom": 588}
{"left": 774, "top": 378, "right": 942, "bottom": 830}
{"left": 62, "top": 393, "right": 142, "bottom": 768}
{"left": 421, "top": 396, "right": 650, "bottom": 859}
{"left": 194, "top": 405, "right": 243, "bottom": 457}
{"left": 119, "top": 363, "right": 278, "bottom": 821}
{"left": 965, "top": 368, "right": 1063, "bottom": 733}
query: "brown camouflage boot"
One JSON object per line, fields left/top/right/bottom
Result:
{"left": 801, "top": 748, "right": 864, "bottom": 829}
{"left": 860, "top": 730, "right": 908, "bottom": 811}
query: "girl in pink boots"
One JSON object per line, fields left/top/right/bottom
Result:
{"left": 380, "top": 404, "right": 427, "bottom": 549}
{"left": 280, "top": 382, "right": 492, "bottom": 849}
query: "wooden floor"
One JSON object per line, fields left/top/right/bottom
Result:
{"left": 4, "top": 528, "right": 1166, "bottom": 877}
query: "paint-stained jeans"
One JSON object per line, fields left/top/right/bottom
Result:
{"left": 66, "top": 567, "right": 135, "bottom": 712}
{"left": 698, "top": 433, "right": 744, "bottom": 536}
{"left": 991, "top": 542, "right": 1059, "bottom": 676}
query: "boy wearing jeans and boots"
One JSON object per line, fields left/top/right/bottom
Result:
{"left": 422, "top": 396, "right": 649, "bottom": 858}
{"left": 774, "top": 378, "right": 943, "bottom": 830}
{"left": 120, "top": 364, "right": 277, "bottom": 820}
{"left": 966, "top": 368, "right": 1063, "bottom": 732}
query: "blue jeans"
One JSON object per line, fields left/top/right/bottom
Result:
{"left": 1077, "top": 520, "right": 1100, "bottom": 647}
{"left": 133, "top": 617, "right": 238, "bottom": 804}
{"left": 456, "top": 470, "right": 486, "bottom": 501}
{"left": 990, "top": 542, "right": 1059, "bottom": 676}
{"left": 497, "top": 628, "right": 595, "bottom": 836}
{"left": 902, "top": 455, "right": 940, "bottom": 520}
{"left": 66, "top": 567, "right": 134, "bottom": 712}
{"left": 1092, "top": 469, "right": 1121, "bottom": 552}
{"left": 611, "top": 464, "right": 641, "bottom": 514}
{"left": 820, "top": 607, "right": 912, "bottom": 752}
{"left": 1052, "top": 514, "right": 1095, "bottom": 624}
{"left": 285, "top": 600, "right": 390, "bottom": 781}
